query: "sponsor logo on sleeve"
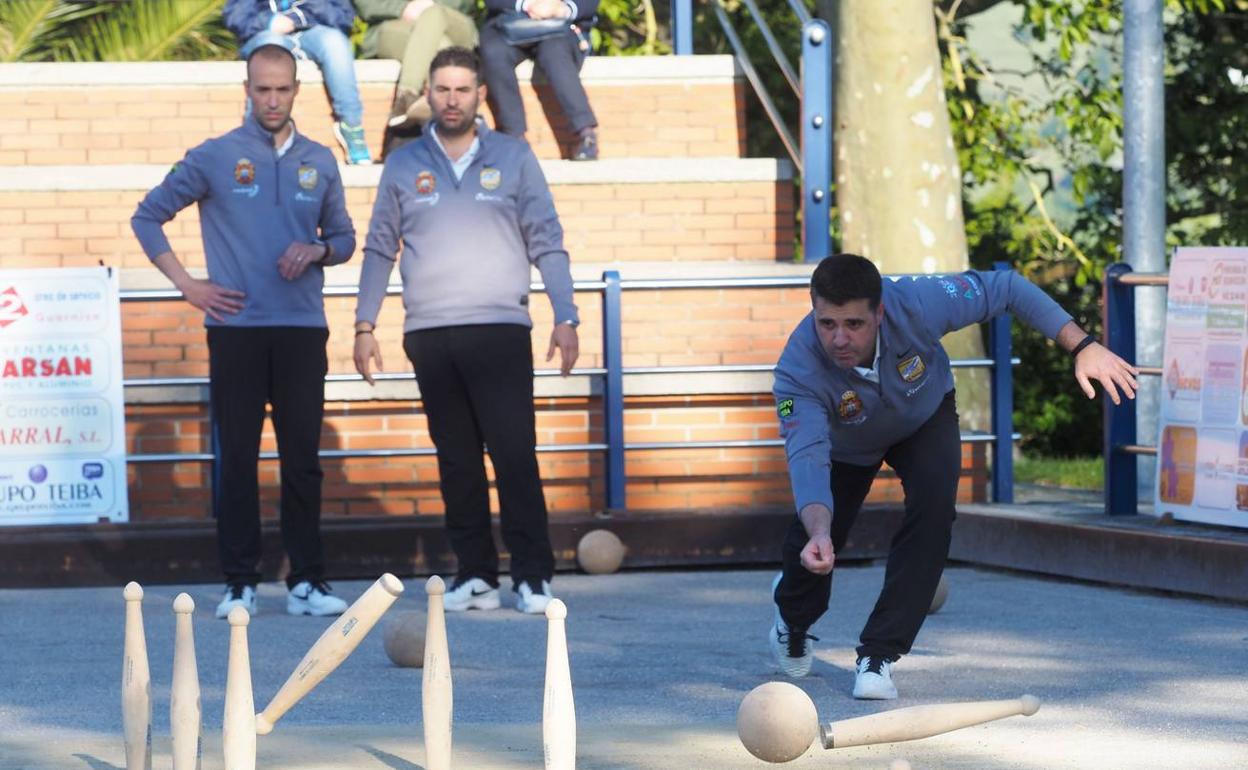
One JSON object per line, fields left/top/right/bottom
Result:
{"left": 777, "top": 398, "right": 794, "bottom": 418}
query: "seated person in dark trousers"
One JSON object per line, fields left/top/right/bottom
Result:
{"left": 770, "top": 254, "right": 1138, "bottom": 700}
{"left": 354, "top": 0, "right": 478, "bottom": 131}
{"left": 479, "top": 0, "right": 600, "bottom": 160}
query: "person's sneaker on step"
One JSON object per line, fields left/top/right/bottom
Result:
{"left": 853, "top": 655, "right": 898, "bottom": 700}
{"left": 286, "top": 579, "right": 349, "bottom": 617}
{"left": 571, "top": 127, "right": 598, "bottom": 161}
{"left": 387, "top": 88, "right": 431, "bottom": 130}
{"left": 769, "top": 573, "right": 816, "bottom": 677}
{"left": 215, "top": 583, "right": 256, "bottom": 619}
{"left": 443, "top": 576, "right": 501, "bottom": 612}
{"left": 514, "top": 578, "right": 553, "bottom": 615}
{"left": 333, "top": 121, "right": 373, "bottom": 165}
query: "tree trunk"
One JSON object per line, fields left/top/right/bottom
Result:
{"left": 835, "top": 0, "right": 989, "bottom": 431}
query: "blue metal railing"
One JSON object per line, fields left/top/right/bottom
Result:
{"left": 671, "top": 0, "right": 831, "bottom": 261}
{"left": 123, "top": 270, "right": 1019, "bottom": 511}
{"left": 1102, "top": 263, "right": 1166, "bottom": 515}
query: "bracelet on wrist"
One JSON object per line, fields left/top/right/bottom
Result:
{"left": 1070, "top": 334, "right": 1097, "bottom": 359}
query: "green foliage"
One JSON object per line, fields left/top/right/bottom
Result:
{"left": 1014, "top": 453, "right": 1103, "bottom": 489}
{"left": 0, "top": 0, "right": 231, "bottom": 62}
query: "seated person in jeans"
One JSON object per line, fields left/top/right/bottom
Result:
{"left": 479, "top": 0, "right": 599, "bottom": 160}
{"left": 225, "top": 0, "right": 373, "bottom": 164}
{"left": 354, "top": 0, "right": 478, "bottom": 131}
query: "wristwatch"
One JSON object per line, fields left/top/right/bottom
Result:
{"left": 560, "top": 319, "right": 579, "bottom": 328}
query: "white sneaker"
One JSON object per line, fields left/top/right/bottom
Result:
{"left": 443, "top": 577, "right": 501, "bottom": 612}
{"left": 286, "top": 580, "right": 349, "bottom": 617}
{"left": 853, "top": 655, "right": 898, "bottom": 700}
{"left": 215, "top": 584, "right": 256, "bottom": 619}
{"left": 769, "top": 572, "right": 815, "bottom": 677}
{"left": 514, "top": 580, "right": 553, "bottom": 615}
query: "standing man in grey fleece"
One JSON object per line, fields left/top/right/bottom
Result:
{"left": 131, "top": 44, "right": 355, "bottom": 620}
{"left": 770, "top": 254, "right": 1138, "bottom": 699}
{"left": 353, "top": 46, "right": 579, "bottom": 615}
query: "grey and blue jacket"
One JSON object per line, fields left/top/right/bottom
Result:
{"left": 356, "top": 123, "right": 578, "bottom": 331}
{"left": 131, "top": 116, "right": 355, "bottom": 328}
{"left": 774, "top": 270, "right": 1072, "bottom": 514}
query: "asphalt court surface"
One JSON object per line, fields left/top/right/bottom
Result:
{"left": 1, "top": 566, "right": 1245, "bottom": 769}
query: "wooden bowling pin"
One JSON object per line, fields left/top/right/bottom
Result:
{"left": 223, "top": 607, "right": 255, "bottom": 770}
{"left": 423, "top": 576, "right": 452, "bottom": 770}
{"left": 171, "top": 593, "right": 202, "bottom": 770}
{"left": 121, "top": 582, "right": 152, "bottom": 770}
{"left": 543, "top": 599, "right": 575, "bottom": 770}
{"left": 820, "top": 695, "right": 1041, "bottom": 749}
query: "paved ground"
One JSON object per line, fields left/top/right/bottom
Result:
{"left": 1, "top": 565, "right": 1245, "bottom": 769}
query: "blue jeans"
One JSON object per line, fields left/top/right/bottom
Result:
{"left": 240, "top": 26, "right": 364, "bottom": 126}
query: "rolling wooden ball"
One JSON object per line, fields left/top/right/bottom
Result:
{"left": 382, "top": 611, "right": 425, "bottom": 668}
{"left": 737, "top": 681, "right": 819, "bottom": 763}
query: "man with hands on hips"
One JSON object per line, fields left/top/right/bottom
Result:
{"left": 770, "top": 254, "right": 1138, "bottom": 700}
{"left": 131, "top": 44, "right": 356, "bottom": 620}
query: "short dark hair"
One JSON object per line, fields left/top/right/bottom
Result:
{"left": 810, "top": 253, "right": 882, "bottom": 309}
{"left": 245, "top": 43, "right": 297, "bottom": 79}
{"left": 429, "top": 46, "right": 481, "bottom": 84}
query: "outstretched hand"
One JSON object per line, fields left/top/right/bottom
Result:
{"left": 1075, "top": 342, "right": 1139, "bottom": 405}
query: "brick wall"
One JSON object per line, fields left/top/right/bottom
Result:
{"left": 0, "top": 63, "right": 743, "bottom": 165}
{"left": 0, "top": 179, "right": 795, "bottom": 270}
{"left": 127, "top": 396, "right": 987, "bottom": 522}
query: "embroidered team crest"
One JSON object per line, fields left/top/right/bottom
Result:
{"left": 837, "top": 390, "right": 864, "bottom": 422}
{"left": 416, "top": 170, "right": 436, "bottom": 195}
{"left": 234, "top": 158, "right": 255, "bottom": 185}
{"left": 897, "top": 354, "right": 926, "bottom": 383}
{"left": 777, "top": 398, "right": 794, "bottom": 418}
{"left": 479, "top": 167, "right": 501, "bottom": 190}
{"left": 297, "top": 165, "right": 318, "bottom": 190}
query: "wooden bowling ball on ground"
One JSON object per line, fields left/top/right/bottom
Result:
{"left": 382, "top": 611, "right": 425, "bottom": 667}
{"left": 576, "top": 529, "right": 626, "bottom": 574}
{"left": 736, "top": 681, "right": 819, "bottom": 763}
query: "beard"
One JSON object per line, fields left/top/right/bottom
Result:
{"left": 435, "top": 107, "right": 476, "bottom": 137}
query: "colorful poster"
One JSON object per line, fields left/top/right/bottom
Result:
{"left": 1154, "top": 247, "right": 1248, "bottom": 527}
{"left": 0, "top": 268, "right": 129, "bottom": 525}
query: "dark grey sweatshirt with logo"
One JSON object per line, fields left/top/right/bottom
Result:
{"left": 774, "top": 270, "right": 1072, "bottom": 514}
{"left": 355, "top": 123, "right": 578, "bottom": 331}
{"left": 131, "top": 116, "right": 355, "bottom": 328}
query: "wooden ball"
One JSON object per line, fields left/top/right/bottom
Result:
{"left": 737, "top": 682, "right": 818, "bottom": 763}
{"left": 928, "top": 573, "right": 949, "bottom": 615}
{"left": 382, "top": 611, "right": 425, "bottom": 668}
{"left": 576, "top": 529, "right": 626, "bottom": 574}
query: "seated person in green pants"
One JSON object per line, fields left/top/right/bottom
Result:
{"left": 355, "top": 0, "right": 478, "bottom": 130}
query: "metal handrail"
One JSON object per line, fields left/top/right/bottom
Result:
{"left": 738, "top": 0, "right": 799, "bottom": 96}
{"left": 1103, "top": 264, "right": 1168, "bottom": 515}
{"left": 125, "top": 270, "right": 1019, "bottom": 510}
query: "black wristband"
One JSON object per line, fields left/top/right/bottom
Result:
{"left": 355, "top": 328, "right": 374, "bottom": 337}
{"left": 1071, "top": 334, "right": 1097, "bottom": 359}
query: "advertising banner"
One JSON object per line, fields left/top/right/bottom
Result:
{"left": 0, "top": 268, "right": 129, "bottom": 525}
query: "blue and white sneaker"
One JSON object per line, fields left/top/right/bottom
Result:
{"left": 514, "top": 579, "right": 553, "bottom": 615}
{"left": 333, "top": 121, "right": 372, "bottom": 165}
{"left": 444, "top": 577, "right": 501, "bottom": 612}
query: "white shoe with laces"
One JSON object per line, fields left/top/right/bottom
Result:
{"left": 215, "top": 584, "right": 256, "bottom": 619}
{"left": 769, "top": 572, "right": 816, "bottom": 677}
{"left": 514, "top": 580, "right": 553, "bottom": 615}
{"left": 286, "top": 580, "right": 348, "bottom": 617}
{"left": 853, "top": 655, "right": 898, "bottom": 700}
{"left": 444, "top": 577, "right": 501, "bottom": 612}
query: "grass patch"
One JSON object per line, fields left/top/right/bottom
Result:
{"left": 1014, "top": 455, "right": 1103, "bottom": 490}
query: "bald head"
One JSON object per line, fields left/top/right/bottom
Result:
{"left": 246, "top": 43, "right": 297, "bottom": 81}
{"left": 244, "top": 44, "right": 299, "bottom": 136}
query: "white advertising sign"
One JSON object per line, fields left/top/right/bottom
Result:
{"left": 1154, "top": 247, "right": 1248, "bottom": 527}
{"left": 0, "top": 268, "right": 129, "bottom": 525}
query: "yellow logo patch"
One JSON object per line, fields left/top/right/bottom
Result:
{"left": 897, "top": 355, "right": 926, "bottom": 383}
